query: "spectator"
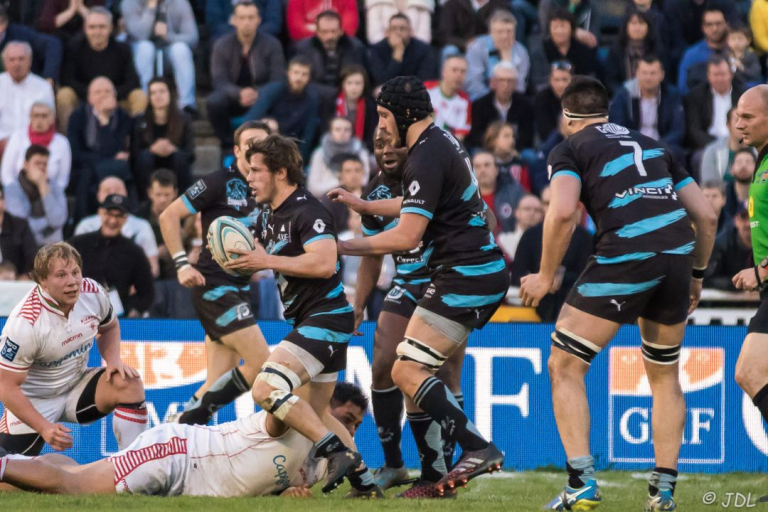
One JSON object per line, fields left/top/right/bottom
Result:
{"left": 701, "top": 180, "right": 730, "bottom": 235}
{"left": 465, "top": 10, "right": 529, "bottom": 100}
{"left": 207, "top": 0, "right": 285, "bottom": 151}
{"left": 136, "top": 169, "right": 177, "bottom": 278}
{"left": 365, "top": 0, "right": 433, "bottom": 44}
{"left": 751, "top": 0, "right": 768, "bottom": 54}
{"left": 604, "top": 10, "right": 661, "bottom": 94}
{"left": 4, "top": 144, "right": 67, "bottom": 245}
{"left": 425, "top": 55, "right": 471, "bottom": 142}
{"left": 68, "top": 77, "right": 134, "bottom": 220}
{"left": 295, "top": 10, "right": 366, "bottom": 94}
{"left": 1, "top": 102, "right": 70, "bottom": 190}
{"left": 307, "top": 117, "right": 370, "bottom": 197}
{"left": 0, "top": 261, "right": 18, "bottom": 280}
{"left": 724, "top": 148, "right": 755, "bottom": 220}
{"left": 334, "top": 65, "right": 377, "bottom": 151}
{"left": 483, "top": 120, "right": 530, "bottom": 192}
{"left": 122, "top": 0, "right": 199, "bottom": 114}
{"left": 0, "top": 184, "right": 37, "bottom": 275}
{"left": 0, "top": 42, "right": 55, "bottom": 150}
{"left": 244, "top": 56, "right": 320, "bottom": 161}
{"left": 511, "top": 186, "right": 593, "bottom": 321}
{"left": 534, "top": 60, "right": 571, "bottom": 142}
{"left": 286, "top": 0, "right": 358, "bottom": 42}
{"left": 57, "top": 7, "right": 146, "bottom": 131}
{"left": 537, "top": 0, "right": 600, "bottom": 48}
{"left": 320, "top": 154, "right": 365, "bottom": 231}
{"left": 608, "top": 55, "right": 685, "bottom": 152}
{"left": 75, "top": 176, "right": 160, "bottom": 277}
{"left": 206, "top": 0, "right": 282, "bottom": 39}
{"left": 727, "top": 24, "right": 762, "bottom": 86}
{"left": 665, "top": 0, "right": 738, "bottom": 58}
{"left": 704, "top": 206, "right": 752, "bottom": 291}
{"left": 529, "top": 8, "right": 597, "bottom": 91}
{"left": 629, "top": 0, "right": 670, "bottom": 55}
{"left": 70, "top": 193, "right": 155, "bottom": 317}
{"left": 677, "top": 7, "right": 730, "bottom": 95}
{"left": 473, "top": 150, "right": 525, "bottom": 235}
{"left": 434, "top": 0, "right": 478, "bottom": 56}
{"left": 0, "top": 5, "right": 63, "bottom": 83}
{"left": 497, "top": 193, "right": 542, "bottom": 261}
{"left": 700, "top": 107, "right": 746, "bottom": 184}
{"left": 132, "top": 77, "right": 194, "bottom": 197}
{"left": 368, "top": 13, "right": 436, "bottom": 86}
{"left": 685, "top": 56, "right": 744, "bottom": 155}
{"left": 467, "top": 62, "right": 534, "bottom": 151}
{"left": 36, "top": 0, "right": 105, "bottom": 41}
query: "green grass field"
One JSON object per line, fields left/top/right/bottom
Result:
{"left": 4, "top": 471, "right": 768, "bottom": 511}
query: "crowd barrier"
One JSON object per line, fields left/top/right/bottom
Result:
{"left": 1, "top": 319, "right": 766, "bottom": 473}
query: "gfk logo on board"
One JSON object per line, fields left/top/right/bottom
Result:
{"left": 609, "top": 348, "right": 725, "bottom": 464}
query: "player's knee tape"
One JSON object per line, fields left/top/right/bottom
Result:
{"left": 641, "top": 340, "right": 681, "bottom": 365}
{"left": 414, "top": 306, "right": 471, "bottom": 345}
{"left": 396, "top": 337, "right": 447, "bottom": 371}
{"left": 551, "top": 328, "right": 602, "bottom": 365}
{"left": 254, "top": 362, "right": 303, "bottom": 420}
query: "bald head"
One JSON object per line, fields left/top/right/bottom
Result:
{"left": 97, "top": 177, "right": 127, "bottom": 203}
{"left": 735, "top": 85, "right": 768, "bottom": 150}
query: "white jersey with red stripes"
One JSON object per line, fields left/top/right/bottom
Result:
{"left": 425, "top": 81, "right": 472, "bottom": 137}
{"left": 110, "top": 412, "right": 318, "bottom": 497}
{"left": 0, "top": 278, "right": 113, "bottom": 399}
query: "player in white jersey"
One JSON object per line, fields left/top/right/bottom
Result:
{"left": 0, "top": 243, "right": 147, "bottom": 456}
{"left": 0, "top": 383, "right": 368, "bottom": 498}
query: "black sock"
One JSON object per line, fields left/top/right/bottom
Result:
{"left": 649, "top": 467, "right": 678, "bottom": 496}
{"left": 315, "top": 432, "right": 347, "bottom": 458}
{"left": 179, "top": 368, "right": 250, "bottom": 425}
{"left": 753, "top": 384, "right": 768, "bottom": 424}
{"left": 372, "top": 386, "right": 404, "bottom": 469}
{"left": 408, "top": 412, "right": 447, "bottom": 482}
{"left": 443, "top": 392, "right": 463, "bottom": 469}
{"left": 413, "top": 377, "right": 488, "bottom": 452}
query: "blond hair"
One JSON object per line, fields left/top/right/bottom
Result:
{"left": 32, "top": 242, "right": 83, "bottom": 283}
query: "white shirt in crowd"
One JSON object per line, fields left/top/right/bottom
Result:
{"left": 426, "top": 81, "right": 472, "bottom": 137}
{"left": 0, "top": 72, "right": 54, "bottom": 140}
{"left": 709, "top": 87, "right": 732, "bottom": 139}
{"left": 639, "top": 97, "right": 660, "bottom": 140}
{"left": 75, "top": 214, "right": 159, "bottom": 259}
{"left": 1, "top": 130, "right": 72, "bottom": 189}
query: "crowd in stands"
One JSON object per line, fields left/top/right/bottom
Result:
{"left": 0, "top": 0, "right": 762, "bottom": 322}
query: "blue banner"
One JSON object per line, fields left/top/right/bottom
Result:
{"left": 1, "top": 320, "right": 766, "bottom": 473}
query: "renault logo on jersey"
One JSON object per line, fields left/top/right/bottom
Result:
{"left": 409, "top": 181, "right": 421, "bottom": 195}
{"left": 313, "top": 219, "right": 326, "bottom": 233}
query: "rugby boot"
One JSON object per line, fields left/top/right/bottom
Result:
{"left": 373, "top": 465, "right": 414, "bottom": 490}
{"left": 435, "top": 442, "right": 503, "bottom": 495}
{"left": 644, "top": 489, "right": 677, "bottom": 511}
{"left": 545, "top": 478, "right": 602, "bottom": 511}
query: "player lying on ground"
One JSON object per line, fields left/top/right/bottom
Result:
{"left": 329, "top": 127, "right": 467, "bottom": 495}
{"left": 519, "top": 77, "right": 717, "bottom": 512}
{"left": 0, "top": 382, "right": 368, "bottom": 497}
{"left": 0, "top": 242, "right": 147, "bottom": 456}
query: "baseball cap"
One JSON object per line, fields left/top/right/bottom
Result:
{"left": 100, "top": 194, "right": 129, "bottom": 213}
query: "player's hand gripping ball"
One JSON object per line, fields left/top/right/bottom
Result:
{"left": 207, "top": 216, "right": 256, "bottom": 277}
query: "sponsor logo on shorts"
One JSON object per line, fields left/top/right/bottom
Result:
{"left": 187, "top": 179, "right": 207, "bottom": 199}
{"left": 609, "top": 347, "right": 725, "bottom": 464}
{"left": 236, "top": 303, "right": 252, "bottom": 321}
{"left": 273, "top": 455, "right": 291, "bottom": 489}
{"left": 1, "top": 338, "right": 19, "bottom": 362}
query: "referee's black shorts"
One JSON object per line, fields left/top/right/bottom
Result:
{"left": 748, "top": 289, "right": 768, "bottom": 334}
{"left": 566, "top": 253, "right": 693, "bottom": 325}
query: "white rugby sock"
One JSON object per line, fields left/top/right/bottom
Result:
{"left": 113, "top": 403, "right": 148, "bottom": 450}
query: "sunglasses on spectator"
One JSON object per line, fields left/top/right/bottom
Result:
{"left": 551, "top": 61, "right": 573, "bottom": 72}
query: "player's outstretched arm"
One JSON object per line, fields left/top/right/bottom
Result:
{"left": 677, "top": 182, "right": 718, "bottom": 312}
{"left": 159, "top": 198, "right": 205, "bottom": 287}
{"left": 338, "top": 213, "right": 427, "bottom": 256}
{"left": 327, "top": 188, "right": 403, "bottom": 218}
{"left": 0, "top": 369, "right": 73, "bottom": 451}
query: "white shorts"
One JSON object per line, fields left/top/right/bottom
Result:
{"left": 1, "top": 367, "right": 103, "bottom": 436}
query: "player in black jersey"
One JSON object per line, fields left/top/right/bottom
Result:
{"left": 158, "top": 121, "right": 273, "bottom": 425}
{"left": 225, "top": 135, "right": 381, "bottom": 497}
{"left": 337, "top": 77, "right": 509, "bottom": 497}
{"left": 333, "top": 128, "right": 466, "bottom": 494}
{"left": 519, "top": 78, "right": 717, "bottom": 512}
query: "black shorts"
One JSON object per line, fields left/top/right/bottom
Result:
{"left": 381, "top": 281, "right": 430, "bottom": 318}
{"left": 748, "top": 290, "right": 768, "bottom": 334}
{"left": 418, "top": 258, "right": 510, "bottom": 329}
{"left": 283, "top": 310, "right": 354, "bottom": 374}
{"left": 190, "top": 283, "right": 255, "bottom": 341}
{"left": 566, "top": 253, "right": 693, "bottom": 325}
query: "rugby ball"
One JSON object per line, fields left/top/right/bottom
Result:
{"left": 207, "top": 216, "right": 255, "bottom": 277}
